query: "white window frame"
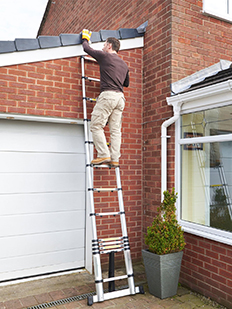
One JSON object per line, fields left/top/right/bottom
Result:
{"left": 168, "top": 79, "right": 232, "bottom": 246}
{"left": 203, "top": 0, "right": 232, "bottom": 23}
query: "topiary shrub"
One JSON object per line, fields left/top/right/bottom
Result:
{"left": 144, "top": 188, "right": 186, "bottom": 255}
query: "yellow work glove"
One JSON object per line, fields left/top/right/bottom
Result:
{"left": 82, "top": 29, "right": 92, "bottom": 42}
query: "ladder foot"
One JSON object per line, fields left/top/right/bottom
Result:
{"left": 87, "top": 295, "right": 93, "bottom": 306}
{"left": 139, "top": 285, "right": 145, "bottom": 294}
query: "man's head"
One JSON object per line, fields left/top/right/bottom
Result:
{"left": 102, "top": 37, "right": 120, "bottom": 53}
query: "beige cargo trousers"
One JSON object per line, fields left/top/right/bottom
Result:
{"left": 90, "top": 91, "right": 125, "bottom": 162}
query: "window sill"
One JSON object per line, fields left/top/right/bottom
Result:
{"left": 181, "top": 220, "right": 232, "bottom": 246}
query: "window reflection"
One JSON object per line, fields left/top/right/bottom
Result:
{"left": 181, "top": 139, "right": 232, "bottom": 232}
{"left": 181, "top": 105, "right": 232, "bottom": 138}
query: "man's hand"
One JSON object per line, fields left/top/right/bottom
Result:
{"left": 82, "top": 29, "right": 92, "bottom": 42}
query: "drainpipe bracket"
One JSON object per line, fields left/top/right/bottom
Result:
{"left": 161, "top": 135, "right": 171, "bottom": 138}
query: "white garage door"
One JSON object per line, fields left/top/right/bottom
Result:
{"left": 0, "top": 119, "right": 86, "bottom": 282}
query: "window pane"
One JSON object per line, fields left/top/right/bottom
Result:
{"left": 181, "top": 141, "right": 232, "bottom": 232}
{"left": 204, "top": 0, "right": 227, "bottom": 14}
{"left": 204, "top": 0, "right": 231, "bottom": 17}
{"left": 181, "top": 105, "right": 232, "bottom": 138}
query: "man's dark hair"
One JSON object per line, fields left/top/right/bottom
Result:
{"left": 106, "top": 37, "right": 120, "bottom": 53}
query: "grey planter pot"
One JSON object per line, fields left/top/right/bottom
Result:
{"left": 142, "top": 249, "right": 183, "bottom": 299}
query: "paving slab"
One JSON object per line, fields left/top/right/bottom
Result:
{"left": 0, "top": 264, "right": 227, "bottom": 309}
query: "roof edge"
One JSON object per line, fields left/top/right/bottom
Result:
{"left": 171, "top": 60, "right": 232, "bottom": 95}
{"left": 0, "top": 36, "right": 144, "bottom": 68}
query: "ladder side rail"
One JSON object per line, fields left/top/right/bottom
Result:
{"left": 81, "top": 56, "right": 91, "bottom": 163}
{"left": 81, "top": 56, "right": 104, "bottom": 302}
{"left": 218, "top": 165, "right": 232, "bottom": 219}
{"left": 115, "top": 167, "right": 136, "bottom": 295}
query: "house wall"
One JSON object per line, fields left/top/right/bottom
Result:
{"left": 0, "top": 47, "right": 143, "bottom": 267}
{"left": 38, "top": 0, "right": 232, "bottom": 307}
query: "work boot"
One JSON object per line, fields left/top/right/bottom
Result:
{"left": 91, "top": 157, "right": 111, "bottom": 165}
{"left": 109, "top": 161, "right": 119, "bottom": 167}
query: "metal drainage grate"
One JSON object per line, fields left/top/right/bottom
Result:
{"left": 27, "top": 281, "right": 146, "bottom": 309}
{"left": 27, "top": 292, "right": 96, "bottom": 309}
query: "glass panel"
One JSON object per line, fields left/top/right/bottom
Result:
{"left": 181, "top": 105, "right": 232, "bottom": 138}
{"left": 204, "top": 0, "right": 232, "bottom": 17}
{"left": 181, "top": 141, "right": 232, "bottom": 232}
{"left": 204, "top": 0, "right": 228, "bottom": 14}
{"left": 210, "top": 141, "right": 232, "bottom": 231}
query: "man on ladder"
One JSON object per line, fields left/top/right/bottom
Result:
{"left": 81, "top": 29, "right": 144, "bottom": 305}
{"left": 82, "top": 29, "right": 129, "bottom": 167}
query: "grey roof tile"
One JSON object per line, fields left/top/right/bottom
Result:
{"left": 119, "top": 28, "right": 142, "bottom": 39}
{"left": 90, "top": 31, "right": 101, "bottom": 43}
{"left": 60, "top": 33, "right": 82, "bottom": 46}
{"left": 137, "top": 21, "right": 148, "bottom": 34}
{"left": 0, "top": 41, "right": 16, "bottom": 54}
{"left": 38, "top": 36, "right": 62, "bottom": 48}
{"left": 15, "top": 38, "right": 40, "bottom": 51}
{"left": 100, "top": 30, "right": 120, "bottom": 41}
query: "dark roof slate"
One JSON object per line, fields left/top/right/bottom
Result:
{"left": 180, "top": 66, "right": 232, "bottom": 94}
{"left": 170, "top": 60, "right": 232, "bottom": 95}
{"left": 0, "top": 22, "right": 148, "bottom": 54}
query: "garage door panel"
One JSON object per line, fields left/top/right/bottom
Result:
{"left": 0, "top": 136, "right": 85, "bottom": 153}
{"left": 0, "top": 230, "right": 84, "bottom": 259}
{"left": 0, "top": 210, "right": 85, "bottom": 237}
{"left": 0, "top": 173, "right": 85, "bottom": 194}
{"left": 0, "top": 153, "right": 85, "bottom": 173}
{"left": 0, "top": 120, "right": 86, "bottom": 281}
{"left": 0, "top": 248, "right": 84, "bottom": 276}
{"left": 0, "top": 120, "right": 85, "bottom": 153}
{"left": 0, "top": 192, "right": 85, "bottom": 215}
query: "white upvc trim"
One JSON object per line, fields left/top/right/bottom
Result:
{"left": 179, "top": 133, "right": 232, "bottom": 145}
{"left": 0, "top": 37, "right": 144, "bottom": 68}
{"left": 0, "top": 112, "right": 83, "bottom": 125}
{"left": 202, "top": 0, "right": 232, "bottom": 24}
{"left": 167, "top": 79, "right": 232, "bottom": 113}
{"left": 181, "top": 220, "right": 232, "bottom": 246}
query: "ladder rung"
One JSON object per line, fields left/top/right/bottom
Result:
{"left": 99, "top": 240, "right": 123, "bottom": 246}
{"left": 85, "top": 97, "right": 96, "bottom": 102}
{"left": 94, "top": 188, "right": 118, "bottom": 192}
{"left": 99, "top": 237, "right": 123, "bottom": 242}
{"left": 85, "top": 76, "right": 100, "bottom": 82}
{"left": 100, "top": 244, "right": 123, "bottom": 250}
{"left": 83, "top": 56, "right": 97, "bottom": 62}
{"left": 92, "top": 164, "right": 112, "bottom": 168}
{"left": 96, "top": 211, "right": 121, "bottom": 216}
{"left": 103, "top": 275, "right": 128, "bottom": 283}
{"left": 100, "top": 248, "right": 124, "bottom": 254}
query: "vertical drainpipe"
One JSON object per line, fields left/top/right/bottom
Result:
{"left": 161, "top": 101, "right": 182, "bottom": 200}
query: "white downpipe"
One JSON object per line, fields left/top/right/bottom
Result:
{"left": 161, "top": 103, "right": 182, "bottom": 200}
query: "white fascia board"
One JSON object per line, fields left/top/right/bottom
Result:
{"left": 0, "top": 37, "right": 144, "bottom": 68}
{"left": 167, "top": 79, "right": 232, "bottom": 113}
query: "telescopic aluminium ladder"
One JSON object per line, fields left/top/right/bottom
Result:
{"left": 81, "top": 55, "right": 144, "bottom": 306}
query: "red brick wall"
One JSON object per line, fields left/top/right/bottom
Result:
{"left": 0, "top": 58, "right": 82, "bottom": 118}
{"left": 0, "top": 47, "right": 143, "bottom": 266}
{"left": 172, "top": 0, "right": 232, "bottom": 81}
{"left": 182, "top": 234, "right": 232, "bottom": 308}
